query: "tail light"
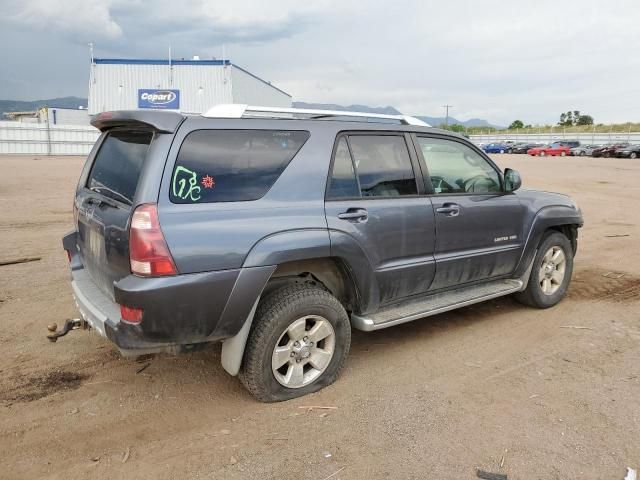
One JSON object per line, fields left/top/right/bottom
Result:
{"left": 120, "top": 305, "right": 144, "bottom": 325}
{"left": 129, "top": 203, "right": 177, "bottom": 276}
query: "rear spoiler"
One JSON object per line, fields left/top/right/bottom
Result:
{"left": 91, "top": 110, "right": 185, "bottom": 133}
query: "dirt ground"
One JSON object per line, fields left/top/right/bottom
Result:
{"left": 0, "top": 153, "right": 638, "bottom": 480}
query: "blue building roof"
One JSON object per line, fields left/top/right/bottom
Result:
{"left": 94, "top": 58, "right": 231, "bottom": 66}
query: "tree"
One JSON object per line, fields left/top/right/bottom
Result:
{"left": 559, "top": 110, "right": 593, "bottom": 126}
{"left": 559, "top": 111, "right": 574, "bottom": 126}
{"left": 508, "top": 120, "right": 524, "bottom": 129}
{"left": 576, "top": 115, "right": 594, "bottom": 126}
{"left": 439, "top": 123, "right": 465, "bottom": 133}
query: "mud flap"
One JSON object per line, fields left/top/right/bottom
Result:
{"left": 220, "top": 299, "right": 259, "bottom": 376}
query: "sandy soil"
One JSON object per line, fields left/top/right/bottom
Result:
{"left": 0, "top": 153, "right": 638, "bottom": 480}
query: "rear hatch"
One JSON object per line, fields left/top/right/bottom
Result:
{"left": 76, "top": 129, "right": 153, "bottom": 299}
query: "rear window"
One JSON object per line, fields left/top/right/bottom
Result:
{"left": 87, "top": 130, "right": 153, "bottom": 204}
{"left": 170, "top": 130, "right": 310, "bottom": 203}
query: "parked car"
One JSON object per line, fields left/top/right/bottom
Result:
{"left": 570, "top": 144, "right": 601, "bottom": 156}
{"left": 615, "top": 145, "right": 640, "bottom": 159}
{"left": 527, "top": 143, "right": 572, "bottom": 156}
{"left": 482, "top": 143, "right": 510, "bottom": 154}
{"left": 61, "top": 106, "right": 583, "bottom": 401}
{"left": 555, "top": 140, "right": 581, "bottom": 148}
{"left": 511, "top": 143, "right": 543, "bottom": 154}
{"left": 592, "top": 144, "right": 629, "bottom": 158}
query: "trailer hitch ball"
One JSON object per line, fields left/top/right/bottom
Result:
{"left": 47, "top": 318, "right": 87, "bottom": 342}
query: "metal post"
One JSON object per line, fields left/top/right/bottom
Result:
{"left": 442, "top": 105, "right": 453, "bottom": 128}
{"left": 44, "top": 107, "right": 51, "bottom": 156}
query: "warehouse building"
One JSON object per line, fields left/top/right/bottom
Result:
{"left": 88, "top": 58, "right": 292, "bottom": 115}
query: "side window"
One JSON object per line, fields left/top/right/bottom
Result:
{"left": 170, "top": 130, "right": 309, "bottom": 203}
{"left": 348, "top": 135, "right": 417, "bottom": 197}
{"left": 327, "top": 137, "right": 359, "bottom": 199}
{"left": 416, "top": 137, "right": 501, "bottom": 194}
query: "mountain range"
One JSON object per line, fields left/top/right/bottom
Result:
{"left": 0, "top": 97, "right": 499, "bottom": 128}
{"left": 0, "top": 96, "right": 87, "bottom": 116}
{"left": 292, "top": 102, "right": 501, "bottom": 128}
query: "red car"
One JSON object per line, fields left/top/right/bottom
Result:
{"left": 527, "top": 143, "right": 571, "bottom": 157}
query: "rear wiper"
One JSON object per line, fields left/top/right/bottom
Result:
{"left": 90, "top": 185, "right": 132, "bottom": 206}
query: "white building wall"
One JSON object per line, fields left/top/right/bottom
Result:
{"left": 45, "top": 108, "right": 91, "bottom": 126}
{"left": 89, "top": 60, "right": 290, "bottom": 115}
{"left": 89, "top": 62, "right": 234, "bottom": 114}
{"left": 231, "top": 66, "right": 291, "bottom": 107}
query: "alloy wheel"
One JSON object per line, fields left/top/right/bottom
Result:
{"left": 539, "top": 246, "right": 566, "bottom": 295}
{"left": 271, "top": 315, "right": 336, "bottom": 388}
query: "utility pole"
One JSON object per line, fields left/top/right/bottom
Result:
{"left": 442, "top": 105, "right": 453, "bottom": 128}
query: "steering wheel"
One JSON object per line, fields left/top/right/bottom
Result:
{"left": 463, "top": 174, "right": 499, "bottom": 193}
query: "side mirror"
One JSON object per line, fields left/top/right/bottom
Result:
{"left": 504, "top": 168, "right": 522, "bottom": 192}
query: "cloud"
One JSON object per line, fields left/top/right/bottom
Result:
{"left": 1, "top": 0, "right": 639, "bottom": 124}
{"left": 5, "top": 0, "right": 123, "bottom": 41}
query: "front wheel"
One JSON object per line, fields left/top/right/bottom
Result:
{"left": 514, "top": 231, "right": 574, "bottom": 308}
{"left": 560, "top": 151, "right": 566, "bottom": 156}
{"left": 240, "top": 284, "right": 351, "bottom": 402}
{"left": 539, "top": 151, "right": 546, "bottom": 157}
{"left": 631, "top": 152, "right": 637, "bottom": 159}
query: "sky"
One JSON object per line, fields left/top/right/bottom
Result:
{"left": 0, "top": 0, "right": 638, "bottom": 125}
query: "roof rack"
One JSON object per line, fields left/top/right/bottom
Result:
{"left": 201, "top": 104, "right": 430, "bottom": 127}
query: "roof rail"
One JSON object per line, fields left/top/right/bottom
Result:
{"left": 201, "top": 104, "right": 431, "bottom": 127}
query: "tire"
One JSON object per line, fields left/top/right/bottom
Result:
{"left": 631, "top": 152, "right": 637, "bottom": 159}
{"left": 560, "top": 151, "right": 566, "bottom": 157}
{"left": 499, "top": 149, "right": 505, "bottom": 154}
{"left": 580, "top": 151, "right": 586, "bottom": 156}
{"left": 240, "top": 283, "right": 351, "bottom": 402}
{"left": 539, "top": 151, "right": 546, "bottom": 157}
{"left": 514, "top": 231, "right": 574, "bottom": 309}
{"left": 604, "top": 152, "right": 610, "bottom": 158}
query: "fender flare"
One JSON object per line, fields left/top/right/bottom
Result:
{"left": 221, "top": 229, "right": 331, "bottom": 376}
{"left": 514, "top": 205, "right": 583, "bottom": 277}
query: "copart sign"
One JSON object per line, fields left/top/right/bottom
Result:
{"left": 138, "top": 89, "right": 180, "bottom": 109}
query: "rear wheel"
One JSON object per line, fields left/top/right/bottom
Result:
{"left": 580, "top": 151, "right": 586, "bottom": 156}
{"left": 499, "top": 149, "right": 505, "bottom": 154}
{"left": 631, "top": 152, "right": 637, "bottom": 159}
{"left": 560, "top": 151, "right": 566, "bottom": 157}
{"left": 604, "top": 152, "right": 610, "bottom": 158}
{"left": 515, "top": 231, "right": 573, "bottom": 308}
{"left": 240, "top": 284, "right": 351, "bottom": 402}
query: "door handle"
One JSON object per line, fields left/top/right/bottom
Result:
{"left": 337, "top": 208, "right": 368, "bottom": 222}
{"left": 436, "top": 203, "right": 460, "bottom": 217}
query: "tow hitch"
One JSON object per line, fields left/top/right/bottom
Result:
{"left": 47, "top": 318, "right": 88, "bottom": 342}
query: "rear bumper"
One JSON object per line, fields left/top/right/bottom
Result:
{"left": 63, "top": 231, "right": 273, "bottom": 356}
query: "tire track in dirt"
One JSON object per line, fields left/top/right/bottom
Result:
{"left": 569, "top": 268, "right": 640, "bottom": 302}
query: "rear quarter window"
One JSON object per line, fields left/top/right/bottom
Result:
{"left": 170, "top": 130, "right": 310, "bottom": 203}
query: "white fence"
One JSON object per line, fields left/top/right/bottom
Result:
{"left": 470, "top": 131, "right": 640, "bottom": 146}
{"left": 0, "top": 121, "right": 99, "bottom": 155}
{"left": 3, "top": 120, "right": 640, "bottom": 155}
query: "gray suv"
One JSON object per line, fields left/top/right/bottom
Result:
{"left": 62, "top": 105, "right": 583, "bottom": 402}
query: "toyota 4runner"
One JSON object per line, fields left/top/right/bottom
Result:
{"left": 62, "top": 105, "right": 583, "bottom": 402}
